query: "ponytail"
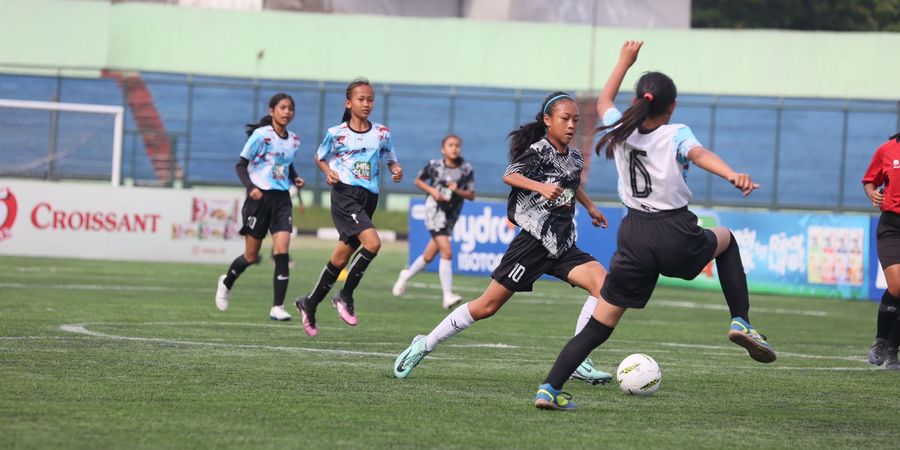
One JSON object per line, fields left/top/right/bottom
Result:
{"left": 342, "top": 77, "right": 372, "bottom": 123}
{"left": 246, "top": 92, "right": 294, "bottom": 137}
{"left": 507, "top": 91, "right": 572, "bottom": 161}
{"left": 245, "top": 115, "right": 273, "bottom": 137}
{"left": 595, "top": 71, "right": 677, "bottom": 159}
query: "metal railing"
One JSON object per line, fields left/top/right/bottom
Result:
{"left": 1, "top": 63, "right": 897, "bottom": 212}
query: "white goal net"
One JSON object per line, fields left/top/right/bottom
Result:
{"left": 0, "top": 99, "right": 124, "bottom": 186}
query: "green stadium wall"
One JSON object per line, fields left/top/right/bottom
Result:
{"left": 1, "top": 0, "right": 899, "bottom": 100}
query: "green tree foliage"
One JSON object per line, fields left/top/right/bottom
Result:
{"left": 693, "top": 0, "right": 900, "bottom": 31}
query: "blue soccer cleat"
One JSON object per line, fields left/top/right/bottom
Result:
{"left": 729, "top": 317, "right": 776, "bottom": 363}
{"left": 394, "top": 335, "right": 429, "bottom": 378}
{"left": 534, "top": 383, "right": 576, "bottom": 411}
{"left": 570, "top": 357, "right": 613, "bottom": 385}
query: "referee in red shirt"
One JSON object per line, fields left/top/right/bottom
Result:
{"left": 862, "top": 131, "right": 900, "bottom": 370}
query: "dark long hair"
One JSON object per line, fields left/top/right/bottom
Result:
{"left": 507, "top": 91, "right": 573, "bottom": 161}
{"left": 595, "top": 72, "right": 677, "bottom": 159}
{"left": 245, "top": 93, "right": 294, "bottom": 137}
{"left": 342, "top": 77, "right": 372, "bottom": 123}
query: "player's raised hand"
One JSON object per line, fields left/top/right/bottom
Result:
{"left": 728, "top": 172, "right": 760, "bottom": 196}
{"left": 619, "top": 40, "right": 644, "bottom": 68}
{"left": 540, "top": 183, "right": 563, "bottom": 202}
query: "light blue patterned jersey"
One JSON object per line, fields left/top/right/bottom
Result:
{"left": 316, "top": 121, "right": 397, "bottom": 194}
{"left": 239, "top": 125, "right": 300, "bottom": 191}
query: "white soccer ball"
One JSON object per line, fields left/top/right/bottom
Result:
{"left": 616, "top": 353, "right": 661, "bottom": 396}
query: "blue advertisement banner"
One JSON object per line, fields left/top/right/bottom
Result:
{"left": 407, "top": 199, "right": 622, "bottom": 277}
{"left": 407, "top": 199, "right": 875, "bottom": 300}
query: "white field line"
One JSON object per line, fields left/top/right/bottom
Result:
{"left": 0, "top": 282, "right": 208, "bottom": 293}
{"left": 58, "top": 324, "right": 398, "bottom": 358}
{"left": 46, "top": 321, "right": 873, "bottom": 370}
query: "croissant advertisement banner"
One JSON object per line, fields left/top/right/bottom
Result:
{"left": 0, "top": 179, "right": 245, "bottom": 263}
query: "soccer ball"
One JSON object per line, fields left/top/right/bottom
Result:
{"left": 616, "top": 353, "right": 661, "bottom": 396}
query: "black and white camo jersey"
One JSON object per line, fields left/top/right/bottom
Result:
{"left": 504, "top": 138, "right": 583, "bottom": 257}
{"left": 418, "top": 158, "right": 475, "bottom": 232}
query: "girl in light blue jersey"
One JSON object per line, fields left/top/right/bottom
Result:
{"left": 215, "top": 93, "right": 305, "bottom": 321}
{"left": 294, "top": 77, "right": 403, "bottom": 336}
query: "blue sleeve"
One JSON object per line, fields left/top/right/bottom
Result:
{"left": 601, "top": 108, "right": 622, "bottom": 127}
{"left": 239, "top": 131, "right": 264, "bottom": 160}
{"left": 316, "top": 130, "right": 334, "bottom": 161}
{"left": 674, "top": 125, "right": 703, "bottom": 161}
{"left": 379, "top": 130, "right": 398, "bottom": 164}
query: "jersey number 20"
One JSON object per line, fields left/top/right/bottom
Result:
{"left": 629, "top": 149, "right": 652, "bottom": 198}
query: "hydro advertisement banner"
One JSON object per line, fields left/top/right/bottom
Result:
{"left": 407, "top": 199, "right": 622, "bottom": 277}
{"left": 658, "top": 209, "right": 870, "bottom": 300}
{"left": 408, "top": 199, "right": 874, "bottom": 300}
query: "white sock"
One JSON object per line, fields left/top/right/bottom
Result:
{"left": 406, "top": 255, "right": 428, "bottom": 278}
{"left": 575, "top": 296, "right": 599, "bottom": 335}
{"left": 425, "top": 303, "right": 474, "bottom": 351}
{"left": 438, "top": 258, "right": 453, "bottom": 298}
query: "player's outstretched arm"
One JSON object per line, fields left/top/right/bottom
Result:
{"left": 687, "top": 147, "right": 759, "bottom": 196}
{"left": 597, "top": 40, "right": 644, "bottom": 118}
{"left": 575, "top": 187, "right": 607, "bottom": 228}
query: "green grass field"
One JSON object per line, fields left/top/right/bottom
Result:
{"left": 1, "top": 238, "right": 897, "bottom": 449}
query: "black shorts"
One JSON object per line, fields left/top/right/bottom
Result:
{"left": 429, "top": 228, "right": 451, "bottom": 238}
{"left": 601, "top": 207, "right": 717, "bottom": 309}
{"left": 331, "top": 182, "right": 379, "bottom": 248}
{"left": 239, "top": 189, "right": 293, "bottom": 240}
{"left": 491, "top": 231, "right": 597, "bottom": 292}
{"left": 877, "top": 211, "right": 900, "bottom": 268}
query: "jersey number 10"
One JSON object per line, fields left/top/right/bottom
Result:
{"left": 629, "top": 149, "right": 652, "bottom": 198}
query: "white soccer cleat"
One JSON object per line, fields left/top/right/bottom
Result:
{"left": 215, "top": 274, "right": 230, "bottom": 311}
{"left": 392, "top": 270, "right": 410, "bottom": 297}
{"left": 442, "top": 293, "right": 463, "bottom": 310}
{"left": 269, "top": 305, "right": 292, "bottom": 321}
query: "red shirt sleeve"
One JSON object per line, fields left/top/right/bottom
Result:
{"left": 862, "top": 145, "right": 885, "bottom": 186}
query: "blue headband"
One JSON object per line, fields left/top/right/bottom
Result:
{"left": 542, "top": 94, "right": 573, "bottom": 115}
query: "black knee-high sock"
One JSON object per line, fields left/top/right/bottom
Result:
{"left": 716, "top": 232, "right": 750, "bottom": 322}
{"left": 888, "top": 316, "right": 900, "bottom": 350}
{"left": 339, "top": 248, "right": 377, "bottom": 299}
{"left": 223, "top": 255, "right": 252, "bottom": 289}
{"left": 543, "top": 317, "right": 615, "bottom": 390}
{"left": 877, "top": 291, "right": 900, "bottom": 340}
{"left": 272, "top": 254, "right": 290, "bottom": 307}
{"left": 307, "top": 262, "right": 341, "bottom": 306}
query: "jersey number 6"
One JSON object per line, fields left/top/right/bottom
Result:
{"left": 629, "top": 149, "right": 652, "bottom": 198}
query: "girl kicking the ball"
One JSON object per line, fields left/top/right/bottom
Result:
{"left": 534, "top": 41, "right": 776, "bottom": 411}
{"left": 293, "top": 77, "right": 403, "bottom": 337}
{"left": 391, "top": 134, "right": 475, "bottom": 309}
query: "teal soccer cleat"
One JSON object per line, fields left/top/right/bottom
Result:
{"left": 570, "top": 357, "right": 613, "bottom": 385}
{"left": 534, "top": 383, "right": 576, "bottom": 411}
{"left": 394, "top": 335, "right": 430, "bottom": 378}
{"left": 729, "top": 317, "right": 776, "bottom": 363}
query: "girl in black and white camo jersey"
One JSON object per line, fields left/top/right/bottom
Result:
{"left": 392, "top": 135, "right": 475, "bottom": 309}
